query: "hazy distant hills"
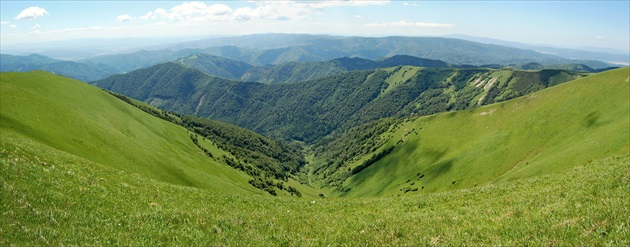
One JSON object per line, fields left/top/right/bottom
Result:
{"left": 2, "top": 34, "right": 620, "bottom": 83}
{"left": 93, "top": 62, "right": 585, "bottom": 142}
{"left": 0, "top": 54, "right": 120, "bottom": 82}
{"left": 167, "top": 34, "right": 616, "bottom": 67}
{"left": 446, "top": 34, "right": 630, "bottom": 65}
{"left": 73, "top": 34, "right": 621, "bottom": 73}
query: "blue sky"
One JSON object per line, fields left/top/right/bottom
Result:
{"left": 1, "top": 1, "right": 628, "bottom": 52}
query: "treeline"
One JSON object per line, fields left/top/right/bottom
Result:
{"left": 181, "top": 115, "right": 305, "bottom": 179}
{"left": 350, "top": 146, "right": 396, "bottom": 175}
{"left": 106, "top": 90, "right": 183, "bottom": 124}
{"left": 311, "top": 118, "right": 400, "bottom": 189}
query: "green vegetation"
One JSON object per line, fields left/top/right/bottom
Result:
{"left": 0, "top": 71, "right": 254, "bottom": 193}
{"left": 176, "top": 53, "right": 252, "bottom": 80}
{"left": 1, "top": 65, "right": 627, "bottom": 245}
{"left": 2, "top": 129, "right": 628, "bottom": 245}
{"left": 105, "top": 91, "right": 307, "bottom": 195}
{"left": 0, "top": 71, "right": 311, "bottom": 196}
{"left": 240, "top": 55, "right": 450, "bottom": 84}
{"left": 94, "top": 62, "right": 584, "bottom": 143}
{"left": 314, "top": 68, "right": 629, "bottom": 196}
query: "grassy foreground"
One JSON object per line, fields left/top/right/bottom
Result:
{"left": 2, "top": 128, "right": 628, "bottom": 245}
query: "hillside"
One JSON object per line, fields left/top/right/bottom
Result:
{"left": 94, "top": 63, "right": 585, "bottom": 142}
{"left": 1, "top": 67, "right": 628, "bottom": 246}
{"left": 2, "top": 116, "right": 628, "bottom": 245}
{"left": 0, "top": 71, "right": 254, "bottom": 192}
{"left": 0, "top": 71, "right": 306, "bottom": 196}
{"left": 312, "top": 68, "right": 629, "bottom": 197}
{"left": 240, "top": 55, "right": 450, "bottom": 84}
{"left": 176, "top": 53, "right": 252, "bottom": 80}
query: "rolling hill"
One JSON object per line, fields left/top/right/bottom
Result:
{"left": 239, "top": 55, "right": 450, "bottom": 84}
{"left": 311, "top": 67, "right": 629, "bottom": 197}
{"left": 0, "top": 71, "right": 307, "bottom": 196}
{"left": 175, "top": 53, "right": 252, "bottom": 80}
{"left": 1, "top": 69, "right": 627, "bottom": 245}
{"left": 0, "top": 71, "right": 253, "bottom": 192}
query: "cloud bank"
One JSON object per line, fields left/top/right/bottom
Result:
{"left": 136, "top": 1, "right": 389, "bottom": 24}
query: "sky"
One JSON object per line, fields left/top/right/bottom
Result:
{"left": 1, "top": 0, "right": 629, "bottom": 52}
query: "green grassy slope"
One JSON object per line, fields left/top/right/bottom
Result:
{"left": 2, "top": 127, "right": 628, "bottom": 245}
{"left": 0, "top": 71, "right": 254, "bottom": 193}
{"left": 321, "top": 67, "right": 629, "bottom": 197}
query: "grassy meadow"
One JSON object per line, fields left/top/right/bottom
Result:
{"left": 1, "top": 68, "right": 629, "bottom": 245}
{"left": 1, "top": 129, "right": 628, "bottom": 245}
{"left": 0, "top": 71, "right": 255, "bottom": 193}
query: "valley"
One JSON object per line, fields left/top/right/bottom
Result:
{"left": 1, "top": 32, "right": 629, "bottom": 245}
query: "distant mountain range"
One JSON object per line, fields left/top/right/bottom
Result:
{"left": 163, "top": 34, "right": 616, "bottom": 68}
{"left": 446, "top": 34, "right": 630, "bottom": 65}
{"left": 0, "top": 54, "right": 120, "bottom": 82}
{"left": 1, "top": 34, "right": 622, "bottom": 84}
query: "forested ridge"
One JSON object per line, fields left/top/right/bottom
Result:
{"left": 94, "top": 62, "right": 585, "bottom": 143}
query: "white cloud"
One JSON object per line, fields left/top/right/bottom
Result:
{"left": 1, "top": 21, "right": 8, "bottom": 25}
{"left": 233, "top": 3, "right": 300, "bottom": 21}
{"left": 116, "top": 15, "right": 132, "bottom": 22}
{"left": 403, "top": 2, "right": 418, "bottom": 7}
{"left": 171, "top": 2, "right": 231, "bottom": 16}
{"left": 32, "top": 24, "right": 41, "bottom": 30}
{"left": 136, "top": 1, "right": 389, "bottom": 24}
{"left": 354, "top": 15, "right": 362, "bottom": 18}
{"left": 10, "top": 24, "right": 18, "bottom": 28}
{"left": 15, "top": 6, "right": 48, "bottom": 20}
{"left": 595, "top": 36, "right": 604, "bottom": 40}
{"left": 366, "top": 21, "right": 453, "bottom": 28}
{"left": 141, "top": 2, "right": 232, "bottom": 22}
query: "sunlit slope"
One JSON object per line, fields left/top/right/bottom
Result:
{"left": 2, "top": 127, "right": 628, "bottom": 245}
{"left": 0, "top": 71, "right": 254, "bottom": 193}
{"left": 342, "top": 67, "right": 629, "bottom": 197}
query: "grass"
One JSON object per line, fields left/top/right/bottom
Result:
{"left": 1, "top": 69, "right": 628, "bottom": 245}
{"left": 0, "top": 71, "right": 255, "bottom": 193}
{"left": 341, "top": 67, "right": 629, "bottom": 197}
{"left": 2, "top": 128, "right": 628, "bottom": 245}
